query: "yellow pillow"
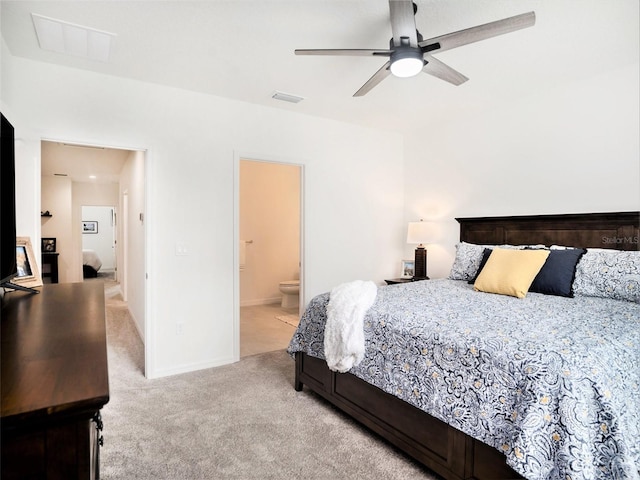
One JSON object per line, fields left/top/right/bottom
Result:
{"left": 474, "top": 248, "right": 550, "bottom": 298}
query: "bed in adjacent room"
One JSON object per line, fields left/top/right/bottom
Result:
{"left": 82, "top": 249, "right": 103, "bottom": 278}
{"left": 288, "top": 212, "right": 639, "bottom": 480}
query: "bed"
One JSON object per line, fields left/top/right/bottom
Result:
{"left": 287, "top": 211, "right": 639, "bottom": 480}
{"left": 82, "top": 249, "right": 103, "bottom": 278}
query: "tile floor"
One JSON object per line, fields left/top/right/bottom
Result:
{"left": 240, "top": 303, "right": 299, "bottom": 357}
{"left": 90, "top": 274, "right": 297, "bottom": 359}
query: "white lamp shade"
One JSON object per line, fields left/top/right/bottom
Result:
{"left": 407, "top": 221, "right": 434, "bottom": 245}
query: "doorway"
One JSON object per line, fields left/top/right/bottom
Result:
{"left": 40, "top": 140, "right": 147, "bottom": 375}
{"left": 81, "top": 205, "right": 116, "bottom": 281}
{"left": 238, "top": 158, "right": 303, "bottom": 358}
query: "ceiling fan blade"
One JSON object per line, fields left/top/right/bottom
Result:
{"left": 423, "top": 56, "right": 468, "bottom": 86}
{"left": 295, "top": 48, "right": 392, "bottom": 57}
{"left": 418, "top": 11, "right": 535, "bottom": 53}
{"left": 389, "top": 0, "right": 418, "bottom": 47}
{"left": 353, "top": 61, "right": 392, "bottom": 97}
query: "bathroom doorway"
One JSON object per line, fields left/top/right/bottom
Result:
{"left": 238, "top": 158, "right": 302, "bottom": 358}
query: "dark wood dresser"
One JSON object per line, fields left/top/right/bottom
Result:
{"left": 1, "top": 282, "right": 110, "bottom": 479}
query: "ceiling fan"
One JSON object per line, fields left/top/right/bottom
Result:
{"left": 295, "top": 0, "right": 535, "bottom": 97}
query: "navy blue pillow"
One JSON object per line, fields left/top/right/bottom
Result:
{"left": 529, "top": 248, "right": 586, "bottom": 297}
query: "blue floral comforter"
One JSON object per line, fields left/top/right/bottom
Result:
{"left": 287, "top": 279, "right": 640, "bottom": 480}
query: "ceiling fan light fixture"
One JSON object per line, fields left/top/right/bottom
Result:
{"left": 390, "top": 50, "right": 424, "bottom": 78}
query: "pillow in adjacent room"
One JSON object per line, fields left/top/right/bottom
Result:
{"left": 529, "top": 248, "right": 587, "bottom": 297}
{"left": 474, "top": 248, "right": 550, "bottom": 298}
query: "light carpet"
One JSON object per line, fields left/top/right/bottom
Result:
{"left": 101, "top": 287, "right": 440, "bottom": 480}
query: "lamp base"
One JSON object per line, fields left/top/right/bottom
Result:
{"left": 413, "top": 246, "right": 429, "bottom": 280}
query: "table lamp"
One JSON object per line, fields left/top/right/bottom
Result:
{"left": 407, "top": 220, "right": 433, "bottom": 280}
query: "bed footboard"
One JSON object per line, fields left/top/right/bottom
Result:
{"left": 294, "top": 352, "right": 523, "bottom": 480}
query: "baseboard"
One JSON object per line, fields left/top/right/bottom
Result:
{"left": 149, "top": 355, "right": 237, "bottom": 379}
{"left": 240, "top": 297, "right": 281, "bottom": 307}
{"left": 128, "top": 307, "right": 144, "bottom": 343}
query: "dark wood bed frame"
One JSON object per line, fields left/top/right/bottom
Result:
{"left": 294, "top": 211, "right": 639, "bottom": 480}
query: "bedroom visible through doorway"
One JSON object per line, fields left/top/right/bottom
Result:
{"left": 81, "top": 205, "right": 116, "bottom": 281}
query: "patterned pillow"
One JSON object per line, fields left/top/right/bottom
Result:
{"left": 572, "top": 249, "right": 640, "bottom": 303}
{"left": 467, "top": 248, "right": 493, "bottom": 284}
{"left": 449, "top": 242, "right": 485, "bottom": 280}
{"left": 449, "top": 242, "right": 544, "bottom": 281}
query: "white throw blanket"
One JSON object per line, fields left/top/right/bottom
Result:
{"left": 324, "top": 280, "right": 378, "bottom": 373}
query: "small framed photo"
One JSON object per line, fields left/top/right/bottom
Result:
{"left": 14, "top": 236, "right": 42, "bottom": 288}
{"left": 401, "top": 259, "right": 415, "bottom": 279}
{"left": 82, "top": 221, "right": 98, "bottom": 234}
{"left": 42, "top": 237, "right": 57, "bottom": 253}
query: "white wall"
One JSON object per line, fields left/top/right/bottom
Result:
{"left": 2, "top": 43, "right": 405, "bottom": 378}
{"left": 41, "top": 176, "right": 72, "bottom": 282}
{"left": 118, "top": 150, "right": 146, "bottom": 342}
{"left": 404, "top": 64, "right": 640, "bottom": 279}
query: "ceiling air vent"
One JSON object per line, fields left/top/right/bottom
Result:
{"left": 32, "top": 13, "right": 116, "bottom": 63}
{"left": 271, "top": 91, "right": 304, "bottom": 104}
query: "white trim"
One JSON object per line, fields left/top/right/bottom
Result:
{"left": 233, "top": 153, "right": 240, "bottom": 362}
{"left": 128, "top": 305, "right": 144, "bottom": 343}
{"left": 143, "top": 148, "right": 154, "bottom": 379}
{"left": 40, "top": 137, "right": 143, "bottom": 152}
{"left": 239, "top": 297, "right": 282, "bottom": 307}
{"left": 151, "top": 355, "right": 236, "bottom": 379}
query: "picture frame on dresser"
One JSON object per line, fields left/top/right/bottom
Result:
{"left": 14, "top": 236, "right": 42, "bottom": 289}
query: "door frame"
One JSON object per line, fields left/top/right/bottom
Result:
{"left": 233, "top": 151, "right": 305, "bottom": 362}
{"left": 40, "top": 137, "right": 150, "bottom": 376}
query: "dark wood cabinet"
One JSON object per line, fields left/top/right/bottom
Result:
{"left": 1, "top": 282, "right": 109, "bottom": 479}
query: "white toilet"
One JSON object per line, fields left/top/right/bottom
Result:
{"left": 279, "top": 280, "right": 300, "bottom": 308}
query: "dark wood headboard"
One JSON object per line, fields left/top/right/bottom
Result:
{"left": 457, "top": 211, "right": 639, "bottom": 251}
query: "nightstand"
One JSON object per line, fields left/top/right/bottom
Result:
{"left": 384, "top": 277, "right": 429, "bottom": 285}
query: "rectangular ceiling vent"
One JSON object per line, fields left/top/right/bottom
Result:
{"left": 32, "top": 13, "right": 116, "bottom": 63}
{"left": 272, "top": 91, "right": 304, "bottom": 104}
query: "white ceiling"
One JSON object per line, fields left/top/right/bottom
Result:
{"left": 1, "top": 0, "right": 639, "bottom": 136}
